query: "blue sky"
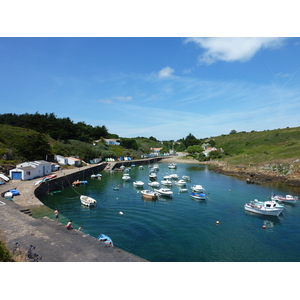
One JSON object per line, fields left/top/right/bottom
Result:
{"left": 1, "top": 37, "right": 300, "bottom": 141}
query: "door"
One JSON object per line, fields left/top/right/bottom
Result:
{"left": 12, "top": 172, "right": 22, "bottom": 180}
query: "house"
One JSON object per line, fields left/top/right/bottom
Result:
{"left": 54, "top": 155, "right": 68, "bottom": 165}
{"left": 105, "top": 139, "right": 120, "bottom": 146}
{"left": 150, "top": 148, "right": 163, "bottom": 156}
{"left": 9, "top": 160, "right": 52, "bottom": 180}
{"left": 203, "top": 147, "right": 217, "bottom": 157}
{"left": 67, "top": 157, "right": 81, "bottom": 167}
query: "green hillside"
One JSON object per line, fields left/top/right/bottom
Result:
{"left": 209, "top": 127, "right": 300, "bottom": 165}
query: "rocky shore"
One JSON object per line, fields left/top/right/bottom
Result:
{"left": 161, "top": 155, "right": 300, "bottom": 187}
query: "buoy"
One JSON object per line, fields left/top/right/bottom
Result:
{"left": 262, "top": 225, "right": 266, "bottom": 229}
{"left": 119, "top": 211, "right": 123, "bottom": 215}
{"left": 216, "top": 221, "right": 220, "bottom": 225}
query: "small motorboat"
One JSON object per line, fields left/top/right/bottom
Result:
{"left": 191, "top": 185, "right": 204, "bottom": 192}
{"left": 72, "top": 180, "right": 81, "bottom": 186}
{"left": 153, "top": 164, "right": 159, "bottom": 170}
{"left": 168, "top": 163, "right": 177, "bottom": 169}
{"left": 190, "top": 192, "right": 206, "bottom": 200}
{"left": 175, "top": 180, "right": 186, "bottom": 187}
{"left": 149, "top": 173, "right": 157, "bottom": 180}
{"left": 98, "top": 234, "right": 113, "bottom": 246}
{"left": 80, "top": 195, "right": 97, "bottom": 207}
{"left": 122, "top": 174, "right": 131, "bottom": 181}
{"left": 141, "top": 189, "right": 158, "bottom": 200}
{"left": 139, "top": 165, "right": 144, "bottom": 170}
{"left": 271, "top": 194, "right": 298, "bottom": 204}
{"left": 182, "top": 175, "right": 191, "bottom": 181}
{"left": 91, "top": 173, "right": 102, "bottom": 178}
{"left": 8, "top": 189, "right": 20, "bottom": 196}
{"left": 148, "top": 181, "right": 160, "bottom": 188}
{"left": 161, "top": 179, "right": 173, "bottom": 186}
{"left": 170, "top": 174, "right": 179, "bottom": 180}
{"left": 133, "top": 181, "right": 144, "bottom": 188}
{"left": 154, "top": 188, "right": 173, "bottom": 197}
{"left": 178, "top": 188, "right": 188, "bottom": 193}
{"left": 244, "top": 199, "right": 284, "bottom": 216}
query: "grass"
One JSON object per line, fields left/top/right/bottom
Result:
{"left": 210, "top": 127, "right": 300, "bottom": 165}
{"left": 0, "top": 231, "right": 26, "bottom": 262}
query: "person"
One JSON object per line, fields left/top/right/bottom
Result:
{"left": 78, "top": 225, "right": 83, "bottom": 231}
{"left": 66, "top": 220, "right": 73, "bottom": 230}
{"left": 54, "top": 209, "right": 59, "bottom": 221}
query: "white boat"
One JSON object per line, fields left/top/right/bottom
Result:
{"left": 190, "top": 192, "right": 206, "bottom": 200}
{"left": 122, "top": 174, "right": 131, "bottom": 181}
{"left": 133, "top": 181, "right": 144, "bottom": 188}
{"left": 175, "top": 180, "right": 186, "bottom": 187}
{"left": 161, "top": 179, "right": 173, "bottom": 186}
{"left": 80, "top": 195, "right": 97, "bottom": 207}
{"left": 91, "top": 173, "right": 102, "bottom": 178}
{"left": 191, "top": 185, "right": 204, "bottom": 192}
{"left": 154, "top": 188, "right": 173, "bottom": 197}
{"left": 141, "top": 189, "right": 158, "bottom": 200}
{"left": 244, "top": 199, "right": 284, "bottom": 216}
{"left": 168, "top": 163, "right": 177, "bottom": 169}
{"left": 139, "top": 165, "right": 144, "bottom": 170}
{"left": 179, "top": 188, "right": 188, "bottom": 193}
{"left": 148, "top": 181, "right": 160, "bottom": 188}
{"left": 149, "top": 172, "right": 157, "bottom": 180}
{"left": 170, "top": 174, "right": 179, "bottom": 180}
{"left": 182, "top": 175, "right": 191, "bottom": 181}
{"left": 153, "top": 164, "right": 159, "bottom": 170}
{"left": 271, "top": 194, "right": 298, "bottom": 204}
{"left": 163, "top": 175, "right": 172, "bottom": 180}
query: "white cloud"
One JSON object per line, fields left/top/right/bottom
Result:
{"left": 184, "top": 37, "right": 286, "bottom": 64}
{"left": 157, "top": 66, "right": 175, "bottom": 78}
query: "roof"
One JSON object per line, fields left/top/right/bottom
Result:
{"left": 67, "top": 157, "right": 81, "bottom": 161}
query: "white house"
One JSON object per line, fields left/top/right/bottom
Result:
{"left": 54, "top": 155, "right": 68, "bottom": 165}
{"left": 9, "top": 160, "right": 52, "bottom": 180}
{"left": 203, "top": 147, "right": 217, "bottom": 157}
{"left": 67, "top": 157, "right": 81, "bottom": 167}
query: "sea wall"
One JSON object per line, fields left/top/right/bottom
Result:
{"left": 34, "top": 163, "right": 107, "bottom": 198}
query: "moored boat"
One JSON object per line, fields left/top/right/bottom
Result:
{"left": 133, "top": 180, "right": 144, "bottom": 188}
{"left": 148, "top": 181, "right": 160, "bottom": 188}
{"left": 98, "top": 234, "right": 113, "bottom": 246}
{"left": 244, "top": 199, "right": 284, "bottom": 216}
{"left": 271, "top": 194, "right": 298, "bottom": 204}
{"left": 141, "top": 189, "right": 158, "bottom": 200}
{"left": 161, "top": 179, "right": 173, "bottom": 186}
{"left": 168, "top": 163, "right": 177, "bottom": 169}
{"left": 122, "top": 174, "right": 131, "bottom": 181}
{"left": 191, "top": 184, "right": 204, "bottom": 193}
{"left": 80, "top": 195, "right": 97, "bottom": 207}
{"left": 154, "top": 188, "right": 173, "bottom": 197}
{"left": 175, "top": 179, "right": 186, "bottom": 187}
{"left": 190, "top": 192, "right": 206, "bottom": 200}
{"left": 149, "top": 172, "right": 157, "bottom": 180}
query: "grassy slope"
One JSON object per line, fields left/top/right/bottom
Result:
{"left": 210, "top": 127, "right": 300, "bottom": 165}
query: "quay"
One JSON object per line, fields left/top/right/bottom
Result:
{"left": 0, "top": 157, "right": 164, "bottom": 262}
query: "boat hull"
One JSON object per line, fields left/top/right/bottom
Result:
{"left": 190, "top": 193, "right": 206, "bottom": 200}
{"left": 80, "top": 195, "right": 97, "bottom": 207}
{"left": 244, "top": 204, "right": 283, "bottom": 216}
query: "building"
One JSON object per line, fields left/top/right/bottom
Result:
{"left": 150, "top": 148, "right": 163, "bottom": 156}
{"left": 67, "top": 157, "right": 81, "bottom": 167}
{"left": 9, "top": 160, "right": 52, "bottom": 180}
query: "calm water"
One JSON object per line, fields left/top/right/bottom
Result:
{"left": 37, "top": 163, "right": 300, "bottom": 262}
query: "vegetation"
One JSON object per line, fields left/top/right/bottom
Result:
{"left": 1, "top": 112, "right": 300, "bottom": 167}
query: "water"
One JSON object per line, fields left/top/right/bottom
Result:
{"left": 37, "top": 163, "right": 300, "bottom": 262}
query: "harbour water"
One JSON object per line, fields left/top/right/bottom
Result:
{"left": 37, "top": 162, "right": 300, "bottom": 262}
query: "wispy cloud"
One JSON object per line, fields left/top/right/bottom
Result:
{"left": 184, "top": 37, "right": 286, "bottom": 65}
{"left": 157, "top": 66, "right": 175, "bottom": 78}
